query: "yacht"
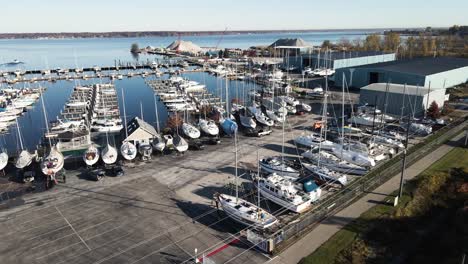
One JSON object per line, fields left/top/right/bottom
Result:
{"left": 257, "top": 173, "right": 321, "bottom": 213}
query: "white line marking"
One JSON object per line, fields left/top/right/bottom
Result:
{"left": 54, "top": 205, "right": 91, "bottom": 251}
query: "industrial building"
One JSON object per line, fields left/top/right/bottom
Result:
{"left": 285, "top": 51, "right": 396, "bottom": 72}
{"left": 359, "top": 83, "right": 448, "bottom": 118}
{"left": 336, "top": 57, "right": 468, "bottom": 89}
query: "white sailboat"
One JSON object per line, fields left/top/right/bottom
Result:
{"left": 198, "top": 119, "right": 219, "bottom": 136}
{"left": 303, "top": 163, "right": 348, "bottom": 186}
{"left": 239, "top": 114, "right": 256, "bottom": 129}
{"left": 215, "top": 132, "right": 278, "bottom": 229}
{"left": 0, "top": 149, "right": 8, "bottom": 171}
{"left": 83, "top": 145, "right": 99, "bottom": 166}
{"left": 41, "top": 146, "right": 64, "bottom": 175}
{"left": 14, "top": 118, "right": 34, "bottom": 169}
{"left": 120, "top": 88, "right": 137, "bottom": 161}
{"left": 259, "top": 157, "right": 300, "bottom": 179}
{"left": 173, "top": 134, "right": 188, "bottom": 153}
{"left": 40, "top": 89, "right": 65, "bottom": 176}
{"left": 302, "top": 150, "right": 368, "bottom": 175}
{"left": 182, "top": 122, "right": 200, "bottom": 139}
{"left": 101, "top": 143, "right": 118, "bottom": 164}
{"left": 254, "top": 111, "right": 274, "bottom": 127}
{"left": 295, "top": 133, "right": 335, "bottom": 151}
{"left": 151, "top": 93, "right": 166, "bottom": 153}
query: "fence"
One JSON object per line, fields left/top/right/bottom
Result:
{"left": 271, "top": 117, "right": 468, "bottom": 254}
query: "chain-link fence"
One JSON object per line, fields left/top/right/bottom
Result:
{"left": 271, "top": 117, "right": 468, "bottom": 254}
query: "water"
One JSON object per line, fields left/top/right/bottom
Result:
{"left": 0, "top": 30, "right": 379, "bottom": 152}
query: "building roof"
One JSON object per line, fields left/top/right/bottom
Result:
{"left": 166, "top": 40, "right": 202, "bottom": 53}
{"left": 353, "top": 57, "right": 468, "bottom": 76}
{"left": 361, "top": 83, "right": 445, "bottom": 96}
{"left": 125, "top": 117, "right": 158, "bottom": 139}
{"left": 269, "top": 38, "right": 312, "bottom": 48}
{"left": 307, "top": 51, "right": 393, "bottom": 60}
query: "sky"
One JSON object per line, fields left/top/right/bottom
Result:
{"left": 1, "top": 0, "right": 467, "bottom": 33}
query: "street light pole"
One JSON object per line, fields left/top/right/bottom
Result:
{"left": 398, "top": 116, "right": 412, "bottom": 200}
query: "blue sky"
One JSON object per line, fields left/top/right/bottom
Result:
{"left": 1, "top": 0, "right": 467, "bottom": 33}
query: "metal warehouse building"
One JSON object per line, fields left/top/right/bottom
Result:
{"left": 336, "top": 57, "right": 468, "bottom": 89}
{"left": 359, "top": 83, "right": 447, "bottom": 118}
{"left": 286, "top": 51, "right": 396, "bottom": 71}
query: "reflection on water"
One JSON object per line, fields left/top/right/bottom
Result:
{"left": 1, "top": 71, "right": 257, "bottom": 153}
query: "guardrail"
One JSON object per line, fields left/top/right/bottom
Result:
{"left": 270, "top": 117, "right": 468, "bottom": 254}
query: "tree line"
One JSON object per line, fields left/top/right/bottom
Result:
{"left": 321, "top": 25, "right": 468, "bottom": 58}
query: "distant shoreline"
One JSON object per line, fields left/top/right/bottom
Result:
{"left": 0, "top": 28, "right": 411, "bottom": 40}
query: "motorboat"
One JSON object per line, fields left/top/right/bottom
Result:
{"left": 214, "top": 193, "right": 278, "bottom": 230}
{"left": 182, "top": 123, "right": 200, "bottom": 139}
{"left": 83, "top": 145, "right": 99, "bottom": 166}
{"left": 259, "top": 157, "right": 300, "bottom": 179}
{"left": 198, "top": 119, "right": 219, "bottom": 136}
{"left": 257, "top": 173, "right": 321, "bottom": 213}
{"left": 120, "top": 141, "right": 137, "bottom": 161}
{"left": 41, "top": 146, "right": 64, "bottom": 176}
{"left": 302, "top": 150, "right": 368, "bottom": 175}
{"left": 302, "top": 163, "right": 348, "bottom": 186}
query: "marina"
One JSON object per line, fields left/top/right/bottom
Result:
{"left": 0, "top": 27, "right": 467, "bottom": 264}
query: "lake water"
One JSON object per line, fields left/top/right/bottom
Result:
{"left": 0, "top": 30, "right": 379, "bottom": 152}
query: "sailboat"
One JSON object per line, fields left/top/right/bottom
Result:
{"left": 0, "top": 149, "right": 8, "bottom": 171}
{"left": 303, "top": 163, "right": 347, "bottom": 186}
{"left": 219, "top": 77, "right": 238, "bottom": 136}
{"left": 302, "top": 150, "right": 368, "bottom": 175}
{"left": 40, "top": 89, "right": 64, "bottom": 176}
{"left": 151, "top": 93, "right": 166, "bottom": 153}
{"left": 41, "top": 146, "right": 64, "bottom": 175}
{"left": 259, "top": 157, "right": 300, "bottom": 179}
{"left": 295, "top": 133, "right": 335, "bottom": 151}
{"left": 215, "top": 132, "right": 278, "bottom": 229}
{"left": 173, "top": 134, "right": 188, "bottom": 153}
{"left": 102, "top": 143, "right": 118, "bottom": 164}
{"left": 120, "top": 88, "right": 137, "bottom": 161}
{"left": 198, "top": 119, "right": 219, "bottom": 136}
{"left": 14, "top": 118, "right": 34, "bottom": 169}
{"left": 182, "top": 122, "right": 200, "bottom": 139}
{"left": 83, "top": 145, "right": 99, "bottom": 166}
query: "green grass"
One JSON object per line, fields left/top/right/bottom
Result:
{"left": 300, "top": 146, "right": 468, "bottom": 264}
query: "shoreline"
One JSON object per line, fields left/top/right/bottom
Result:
{"left": 0, "top": 28, "right": 398, "bottom": 40}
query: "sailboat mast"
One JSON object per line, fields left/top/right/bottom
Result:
{"left": 15, "top": 117, "right": 24, "bottom": 151}
{"left": 122, "top": 88, "right": 129, "bottom": 139}
{"left": 140, "top": 101, "right": 144, "bottom": 120}
{"left": 40, "top": 88, "right": 52, "bottom": 147}
{"left": 257, "top": 143, "right": 260, "bottom": 207}
{"left": 234, "top": 132, "right": 238, "bottom": 202}
{"left": 153, "top": 93, "right": 160, "bottom": 133}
